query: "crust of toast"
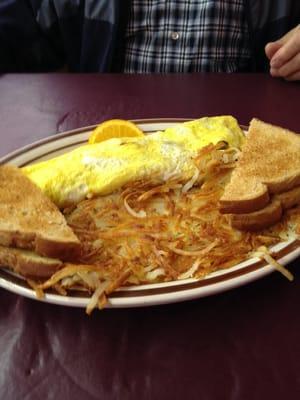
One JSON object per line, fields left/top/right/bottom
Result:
{"left": 274, "top": 185, "right": 300, "bottom": 210}
{"left": 220, "top": 118, "right": 300, "bottom": 213}
{"left": 231, "top": 199, "right": 282, "bottom": 231}
{"left": 0, "top": 165, "right": 80, "bottom": 260}
{"left": 219, "top": 179, "right": 270, "bottom": 213}
{"left": 0, "top": 245, "right": 63, "bottom": 278}
{"left": 229, "top": 184, "right": 300, "bottom": 231}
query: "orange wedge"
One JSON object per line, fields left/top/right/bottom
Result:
{"left": 88, "top": 119, "right": 144, "bottom": 144}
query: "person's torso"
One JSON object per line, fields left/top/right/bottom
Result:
{"left": 4, "top": 0, "right": 299, "bottom": 72}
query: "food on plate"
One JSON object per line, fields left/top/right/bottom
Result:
{"left": 88, "top": 119, "right": 144, "bottom": 144}
{"left": 0, "top": 165, "right": 80, "bottom": 277}
{"left": 22, "top": 116, "right": 245, "bottom": 208}
{"left": 220, "top": 119, "right": 300, "bottom": 230}
{"left": 0, "top": 246, "right": 63, "bottom": 278}
{"left": 0, "top": 116, "right": 298, "bottom": 313}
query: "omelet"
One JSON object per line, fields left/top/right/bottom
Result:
{"left": 23, "top": 116, "right": 245, "bottom": 208}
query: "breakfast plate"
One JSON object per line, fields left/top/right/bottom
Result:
{"left": 0, "top": 119, "right": 299, "bottom": 309}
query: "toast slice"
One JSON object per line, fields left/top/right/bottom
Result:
{"left": 0, "top": 165, "right": 80, "bottom": 260}
{"left": 0, "top": 245, "right": 63, "bottom": 278}
{"left": 230, "top": 199, "right": 282, "bottom": 231}
{"left": 219, "top": 118, "right": 300, "bottom": 214}
{"left": 230, "top": 185, "right": 300, "bottom": 231}
{"left": 274, "top": 185, "right": 300, "bottom": 210}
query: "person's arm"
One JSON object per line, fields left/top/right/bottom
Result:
{"left": 0, "top": 0, "right": 64, "bottom": 72}
{"left": 265, "top": 25, "right": 300, "bottom": 81}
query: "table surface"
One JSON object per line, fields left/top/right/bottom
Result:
{"left": 0, "top": 73, "right": 299, "bottom": 400}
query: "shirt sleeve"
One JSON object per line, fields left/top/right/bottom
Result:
{"left": 0, "top": 0, "right": 65, "bottom": 72}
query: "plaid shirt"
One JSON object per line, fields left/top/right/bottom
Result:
{"left": 123, "top": 0, "right": 251, "bottom": 73}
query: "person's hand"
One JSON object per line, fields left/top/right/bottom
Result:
{"left": 265, "top": 25, "right": 300, "bottom": 81}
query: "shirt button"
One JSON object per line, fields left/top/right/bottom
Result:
{"left": 171, "top": 31, "right": 179, "bottom": 40}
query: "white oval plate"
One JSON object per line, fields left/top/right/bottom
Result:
{"left": 0, "top": 119, "right": 299, "bottom": 309}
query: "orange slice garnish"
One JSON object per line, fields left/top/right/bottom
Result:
{"left": 88, "top": 119, "right": 144, "bottom": 144}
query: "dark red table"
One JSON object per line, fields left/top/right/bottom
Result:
{"left": 0, "top": 73, "right": 299, "bottom": 400}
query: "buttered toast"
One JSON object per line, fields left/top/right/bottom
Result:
{"left": 0, "top": 165, "right": 80, "bottom": 260}
{"left": 0, "top": 245, "right": 63, "bottom": 278}
{"left": 220, "top": 119, "right": 300, "bottom": 230}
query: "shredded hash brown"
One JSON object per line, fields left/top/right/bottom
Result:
{"left": 34, "top": 143, "right": 298, "bottom": 313}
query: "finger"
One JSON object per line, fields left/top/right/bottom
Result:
{"left": 270, "top": 64, "right": 300, "bottom": 81}
{"left": 266, "top": 25, "right": 299, "bottom": 60}
{"left": 285, "top": 70, "right": 300, "bottom": 81}
{"left": 270, "top": 26, "right": 300, "bottom": 68}
{"left": 270, "top": 67, "right": 280, "bottom": 77}
{"left": 265, "top": 42, "right": 282, "bottom": 60}
{"left": 273, "top": 53, "right": 300, "bottom": 77}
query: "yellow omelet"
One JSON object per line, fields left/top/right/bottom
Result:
{"left": 23, "top": 116, "right": 245, "bottom": 208}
